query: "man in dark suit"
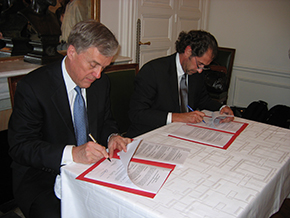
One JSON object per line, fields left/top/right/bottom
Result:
{"left": 8, "top": 20, "right": 131, "bottom": 218}
{"left": 127, "top": 30, "right": 233, "bottom": 138}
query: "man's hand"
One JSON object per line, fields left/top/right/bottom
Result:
{"left": 107, "top": 135, "right": 131, "bottom": 159}
{"left": 72, "top": 141, "right": 109, "bottom": 164}
{"left": 172, "top": 111, "right": 205, "bottom": 123}
{"left": 72, "top": 135, "right": 132, "bottom": 164}
{"left": 219, "top": 106, "right": 234, "bottom": 123}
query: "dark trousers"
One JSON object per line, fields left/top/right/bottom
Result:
{"left": 13, "top": 168, "right": 61, "bottom": 218}
{"left": 29, "top": 188, "right": 60, "bottom": 218}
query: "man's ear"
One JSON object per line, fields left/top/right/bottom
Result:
{"left": 185, "top": 46, "right": 192, "bottom": 57}
{"left": 66, "top": 45, "right": 76, "bottom": 59}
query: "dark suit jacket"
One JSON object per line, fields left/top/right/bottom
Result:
{"left": 127, "top": 53, "right": 221, "bottom": 138}
{"left": 8, "top": 60, "right": 118, "bottom": 215}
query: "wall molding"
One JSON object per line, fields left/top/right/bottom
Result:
{"left": 228, "top": 64, "right": 290, "bottom": 108}
{"left": 200, "top": 0, "right": 210, "bottom": 30}
{"left": 234, "top": 75, "right": 290, "bottom": 91}
{"left": 234, "top": 64, "right": 290, "bottom": 79}
{"left": 118, "top": 0, "right": 137, "bottom": 62}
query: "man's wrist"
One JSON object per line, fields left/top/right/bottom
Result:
{"left": 108, "top": 133, "right": 119, "bottom": 142}
{"left": 219, "top": 105, "right": 230, "bottom": 111}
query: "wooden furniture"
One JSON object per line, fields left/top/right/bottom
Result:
{"left": 103, "top": 63, "right": 139, "bottom": 135}
{"left": 0, "top": 57, "right": 40, "bottom": 131}
{"left": 7, "top": 74, "right": 25, "bottom": 108}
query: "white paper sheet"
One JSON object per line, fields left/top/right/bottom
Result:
{"left": 78, "top": 139, "right": 175, "bottom": 196}
{"left": 169, "top": 124, "right": 233, "bottom": 148}
{"left": 193, "top": 110, "right": 243, "bottom": 130}
{"left": 190, "top": 110, "right": 245, "bottom": 133}
{"left": 133, "top": 140, "right": 190, "bottom": 165}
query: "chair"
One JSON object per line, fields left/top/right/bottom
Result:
{"left": 2, "top": 75, "right": 25, "bottom": 215}
{"left": 104, "top": 63, "right": 139, "bottom": 135}
{"left": 8, "top": 74, "right": 26, "bottom": 108}
{"left": 207, "top": 47, "right": 236, "bottom": 104}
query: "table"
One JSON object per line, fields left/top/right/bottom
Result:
{"left": 61, "top": 117, "right": 290, "bottom": 218}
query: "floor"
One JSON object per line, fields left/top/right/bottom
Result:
{"left": 0, "top": 200, "right": 24, "bottom": 218}
{"left": 0, "top": 129, "right": 25, "bottom": 218}
{"left": 0, "top": 208, "right": 24, "bottom": 218}
{"left": 271, "top": 198, "right": 290, "bottom": 218}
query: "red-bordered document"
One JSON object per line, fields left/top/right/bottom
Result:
{"left": 168, "top": 111, "right": 248, "bottom": 149}
{"left": 76, "top": 139, "right": 176, "bottom": 198}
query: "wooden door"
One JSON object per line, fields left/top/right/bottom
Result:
{"left": 136, "top": 0, "right": 209, "bottom": 67}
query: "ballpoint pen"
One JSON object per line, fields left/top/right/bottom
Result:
{"left": 88, "top": 133, "right": 111, "bottom": 162}
{"left": 187, "top": 105, "right": 206, "bottom": 123}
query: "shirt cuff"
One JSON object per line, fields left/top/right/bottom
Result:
{"left": 61, "top": 145, "right": 74, "bottom": 165}
{"left": 55, "top": 145, "right": 75, "bottom": 199}
{"left": 108, "top": 133, "right": 119, "bottom": 143}
{"left": 219, "top": 105, "right": 229, "bottom": 111}
{"left": 167, "top": 112, "right": 172, "bottom": 124}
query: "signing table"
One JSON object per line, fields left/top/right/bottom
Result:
{"left": 61, "top": 117, "right": 290, "bottom": 218}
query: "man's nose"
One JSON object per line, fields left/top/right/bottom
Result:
{"left": 92, "top": 66, "right": 102, "bottom": 79}
{"left": 197, "top": 68, "right": 203, "bottom": 74}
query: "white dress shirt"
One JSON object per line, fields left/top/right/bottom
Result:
{"left": 166, "top": 53, "right": 187, "bottom": 124}
{"left": 54, "top": 56, "right": 86, "bottom": 198}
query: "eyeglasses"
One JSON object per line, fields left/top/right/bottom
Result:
{"left": 195, "top": 57, "right": 210, "bottom": 70}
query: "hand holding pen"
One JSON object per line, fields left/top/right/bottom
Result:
{"left": 187, "top": 105, "right": 206, "bottom": 123}
{"left": 89, "top": 133, "right": 131, "bottom": 163}
{"left": 71, "top": 135, "right": 112, "bottom": 165}
{"left": 89, "top": 134, "right": 111, "bottom": 162}
{"left": 172, "top": 106, "right": 206, "bottom": 124}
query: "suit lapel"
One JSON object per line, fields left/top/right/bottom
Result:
{"left": 51, "top": 86, "right": 74, "bottom": 134}
{"left": 49, "top": 63, "right": 75, "bottom": 136}
{"left": 86, "top": 85, "right": 99, "bottom": 139}
{"left": 167, "top": 54, "right": 180, "bottom": 111}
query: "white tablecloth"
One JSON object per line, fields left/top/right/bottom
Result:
{"left": 61, "top": 118, "right": 290, "bottom": 218}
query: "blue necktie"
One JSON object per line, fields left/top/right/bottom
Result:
{"left": 73, "top": 86, "right": 88, "bottom": 146}
{"left": 180, "top": 74, "right": 188, "bottom": 113}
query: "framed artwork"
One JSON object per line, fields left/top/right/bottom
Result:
{"left": 91, "top": 0, "right": 100, "bottom": 21}
{"left": 49, "top": 0, "right": 100, "bottom": 21}
{"left": 0, "top": 0, "right": 101, "bottom": 60}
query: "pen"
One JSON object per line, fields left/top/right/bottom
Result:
{"left": 88, "top": 133, "right": 111, "bottom": 162}
{"left": 187, "top": 105, "right": 206, "bottom": 123}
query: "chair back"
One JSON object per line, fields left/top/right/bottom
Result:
{"left": 207, "top": 47, "right": 236, "bottom": 104}
{"left": 104, "top": 63, "right": 139, "bottom": 135}
{"left": 7, "top": 74, "right": 26, "bottom": 108}
{"left": 214, "top": 47, "right": 236, "bottom": 87}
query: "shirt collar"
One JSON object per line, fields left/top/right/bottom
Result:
{"left": 62, "top": 56, "right": 77, "bottom": 93}
{"left": 176, "top": 53, "right": 185, "bottom": 78}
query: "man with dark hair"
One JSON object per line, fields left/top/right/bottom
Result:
{"left": 8, "top": 20, "right": 131, "bottom": 218}
{"left": 127, "top": 30, "right": 233, "bottom": 138}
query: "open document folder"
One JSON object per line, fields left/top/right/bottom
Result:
{"left": 168, "top": 110, "right": 248, "bottom": 149}
{"left": 76, "top": 139, "right": 190, "bottom": 198}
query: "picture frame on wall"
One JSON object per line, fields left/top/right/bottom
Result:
{"left": 91, "top": 0, "right": 100, "bottom": 21}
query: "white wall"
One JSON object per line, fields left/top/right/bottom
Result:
{"left": 101, "top": 0, "right": 136, "bottom": 60}
{"left": 101, "top": 0, "right": 290, "bottom": 108}
{"left": 207, "top": 0, "right": 290, "bottom": 108}
{"left": 100, "top": 0, "right": 120, "bottom": 38}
